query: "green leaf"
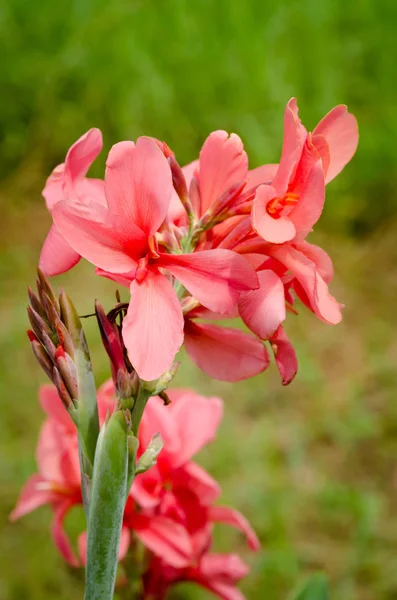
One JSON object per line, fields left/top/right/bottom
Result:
{"left": 84, "top": 410, "right": 128, "bottom": 600}
{"left": 292, "top": 574, "right": 330, "bottom": 600}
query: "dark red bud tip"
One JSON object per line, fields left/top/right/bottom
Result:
{"left": 55, "top": 345, "right": 66, "bottom": 361}
{"left": 27, "top": 329, "right": 39, "bottom": 343}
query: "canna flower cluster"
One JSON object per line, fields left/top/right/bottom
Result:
{"left": 11, "top": 382, "right": 259, "bottom": 600}
{"left": 39, "top": 99, "right": 358, "bottom": 385}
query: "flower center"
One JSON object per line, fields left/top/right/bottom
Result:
{"left": 267, "top": 192, "right": 299, "bottom": 219}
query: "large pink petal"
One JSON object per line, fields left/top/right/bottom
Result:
{"left": 51, "top": 501, "right": 79, "bottom": 566}
{"left": 9, "top": 474, "right": 57, "bottom": 521}
{"left": 63, "top": 128, "right": 103, "bottom": 197}
{"left": 209, "top": 506, "right": 260, "bottom": 551}
{"left": 132, "top": 514, "right": 193, "bottom": 568}
{"left": 184, "top": 321, "right": 269, "bottom": 382}
{"left": 272, "top": 98, "right": 307, "bottom": 192}
{"left": 39, "top": 223, "right": 81, "bottom": 276}
{"left": 53, "top": 200, "right": 146, "bottom": 272}
{"left": 198, "top": 131, "right": 248, "bottom": 215}
{"left": 159, "top": 250, "right": 258, "bottom": 314}
{"left": 270, "top": 245, "right": 342, "bottom": 324}
{"left": 252, "top": 184, "right": 296, "bottom": 244}
{"left": 269, "top": 326, "right": 298, "bottom": 385}
{"left": 238, "top": 270, "right": 286, "bottom": 339}
{"left": 168, "top": 391, "right": 223, "bottom": 467}
{"left": 39, "top": 384, "right": 75, "bottom": 433}
{"left": 78, "top": 178, "right": 106, "bottom": 206}
{"left": 313, "top": 105, "right": 359, "bottom": 184}
{"left": 245, "top": 163, "right": 278, "bottom": 189}
{"left": 122, "top": 271, "right": 184, "bottom": 381}
{"left": 105, "top": 137, "right": 173, "bottom": 236}
{"left": 289, "top": 158, "right": 325, "bottom": 237}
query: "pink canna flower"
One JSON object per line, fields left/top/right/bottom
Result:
{"left": 252, "top": 98, "right": 358, "bottom": 245}
{"left": 52, "top": 137, "right": 258, "bottom": 381}
{"left": 40, "top": 128, "right": 105, "bottom": 276}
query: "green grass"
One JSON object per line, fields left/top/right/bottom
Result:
{"left": 1, "top": 1, "right": 396, "bottom": 598}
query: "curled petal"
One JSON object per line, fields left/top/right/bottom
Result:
{"left": 272, "top": 98, "right": 307, "bottom": 192}
{"left": 209, "top": 505, "right": 260, "bottom": 551}
{"left": 51, "top": 501, "right": 79, "bottom": 567}
{"left": 245, "top": 164, "right": 278, "bottom": 190}
{"left": 63, "top": 128, "right": 103, "bottom": 198}
{"left": 184, "top": 320, "right": 269, "bottom": 382}
{"left": 289, "top": 158, "right": 325, "bottom": 237}
{"left": 270, "top": 326, "right": 298, "bottom": 385}
{"left": 39, "top": 224, "right": 81, "bottom": 277}
{"left": 252, "top": 185, "right": 296, "bottom": 244}
{"left": 294, "top": 240, "right": 334, "bottom": 283}
{"left": 105, "top": 137, "right": 173, "bottom": 236}
{"left": 199, "top": 131, "right": 248, "bottom": 215}
{"left": 313, "top": 105, "right": 359, "bottom": 184}
{"left": 123, "top": 271, "right": 184, "bottom": 381}
{"left": 160, "top": 250, "right": 258, "bottom": 314}
{"left": 238, "top": 270, "right": 286, "bottom": 340}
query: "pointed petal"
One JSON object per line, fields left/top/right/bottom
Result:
{"left": 313, "top": 105, "right": 359, "bottom": 184}
{"left": 209, "top": 506, "right": 260, "bottom": 551}
{"left": 9, "top": 474, "right": 57, "bottom": 521}
{"left": 105, "top": 137, "right": 173, "bottom": 235}
{"left": 63, "top": 128, "right": 103, "bottom": 194}
{"left": 39, "top": 384, "right": 75, "bottom": 432}
{"left": 269, "top": 326, "right": 298, "bottom": 385}
{"left": 185, "top": 320, "right": 269, "bottom": 382}
{"left": 238, "top": 270, "right": 286, "bottom": 339}
{"left": 271, "top": 245, "right": 342, "bottom": 324}
{"left": 294, "top": 240, "right": 334, "bottom": 283}
{"left": 51, "top": 501, "right": 79, "bottom": 566}
{"left": 245, "top": 163, "right": 278, "bottom": 189}
{"left": 39, "top": 223, "right": 81, "bottom": 276}
{"left": 199, "top": 131, "right": 248, "bottom": 214}
{"left": 290, "top": 159, "right": 325, "bottom": 238}
{"left": 160, "top": 250, "right": 258, "bottom": 314}
{"left": 168, "top": 390, "right": 223, "bottom": 467}
{"left": 252, "top": 185, "right": 296, "bottom": 244}
{"left": 122, "top": 271, "right": 184, "bottom": 381}
{"left": 272, "top": 98, "right": 307, "bottom": 192}
{"left": 53, "top": 200, "right": 145, "bottom": 272}
{"left": 132, "top": 514, "right": 193, "bottom": 568}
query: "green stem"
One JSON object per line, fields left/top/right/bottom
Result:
{"left": 130, "top": 385, "right": 151, "bottom": 436}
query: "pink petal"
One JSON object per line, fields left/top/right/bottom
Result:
{"left": 270, "top": 245, "right": 342, "bottom": 324}
{"left": 238, "top": 270, "right": 286, "bottom": 340}
{"left": 105, "top": 137, "right": 173, "bottom": 236}
{"left": 36, "top": 420, "right": 66, "bottom": 482}
{"left": 168, "top": 159, "right": 199, "bottom": 223}
{"left": 132, "top": 513, "right": 193, "bottom": 568}
{"left": 78, "top": 178, "right": 106, "bottom": 206}
{"left": 252, "top": 185, "right": 296, "bottom": 243}
{"left": 289, "top": 158, "right": 325, "bottom": 237}
{"left": 39, "top": 384, "right": 75, "bottom": 433}
{"left": 51, "top": 501, "right": 79, "bottom": 566}
{"left": 177, "top": 462, "right": 221, "bottom": 505}
{"left": 9, "top": 474, "right": 57, "bottom": 521}
{"left": 168, "top": 391, "right": 223, "bottom": 467}
{"left": 269, "top": 326, "right": 298, "bottom": 385}
{"left": 39, "top": 223, "right": 81, "bottom": 276}
{"left": 122, "top": 271, "right": 184, "bottom": 381}
{"left": 139, "top": 396, "right": 181, "bottom": 464}
{"left": 198, "top": 131, "right": 248, "bottom": 215}
{"left": 53, "top": 200, "right": 146, "bottom": 273}
{"left": 294, "top": 240, "right": 334, "bottom": 283}
{"left": 159, "top": 250, "right": 259, "bottom": 314}
{"left": 245, "top": 163, "right": 278, "bottom": 189}
{"left": 63, "top": 128, "right": 103, "bottom": 197}
{"left": 184, "top": 320, "right": 269, "bottom": 382}
{"left": 192, "top": 554, "right": 250, "bottom": 600}
{"left": 272, "top": 98, "right": 307, "bottom": 192}
{"left": 42, "top": 163, "right": 66, "bottom": 212}
{"left": 311, "top": 133, "right": 330, "bottom": 178}
{"left": 96, "top": 379, "right": 117, "bottom": 424}
{"left": 209, "top": 506, "right": 260, "bottom": 551}
{"left": 313, "top": 105, "right": 359, "bottom": 184}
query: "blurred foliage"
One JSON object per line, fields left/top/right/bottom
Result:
{"left": 1, "top": 0, "right": 396, "bottom": 232}
{"left": 1, "top": 1, "right": 397, "bottom": 599}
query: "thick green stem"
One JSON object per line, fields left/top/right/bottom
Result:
{"left": 130, "top": 385, "right": 151, "bottom": 436}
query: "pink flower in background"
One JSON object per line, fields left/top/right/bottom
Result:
{"left": 52, "top": 136, "right": 258, "bottom": 380}
{"left": 11, "top": 382, "right": 259, "bottom": 599}
{"left": 40, "top": 128, "right": 105, "bottom": 276}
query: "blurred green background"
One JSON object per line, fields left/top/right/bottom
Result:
{"left": 0, "top": 0, "right": 396, "bottom": 599}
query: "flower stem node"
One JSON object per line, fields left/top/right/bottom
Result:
{"left": 141, "top": 362, "right": 180, "bottom": 396}
{"left": 136, "top": 433, "right": 164, "bottom": 475}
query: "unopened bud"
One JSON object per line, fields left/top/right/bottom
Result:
{"left": 52, "top": 366, "right": 74, "bottom": 411}
{"left": 41, "top": 331, "right": 57, "bottom": 362}
{"left": 168, "top": 155, "right": 195, "bottom": 220}
{"left": 136, "top": 433, "right": 164, "bottom": 474}
{"left": 31, "top": 340, "right": 53, "bottom": 380}
{"left": 27, "top": 306, "right": 52, "bottom": 343}
{"left": 116, "top": 369, "right": 138, "bottom": 401}
{"left": 54, "top": 318, "right": 75, "bottom": 358}
{"left": 37, "top": 268, "right": 60, "bottom": 315}
{"left": 95, "top": 300, "right": 126, "bottom": 379}
{"left": 41, "top": 291, "right": 61, "bottom": 329}
{"left": 59, "top": 290, "right": 86, "bottom": 351}
{"left": 28, "top": 287, "right": 46, "bottom": 320}
{"left": 56, "top": 353, "right": 78, "bottom": 400}
{"left": 189, "top": 176, "right": 201, "bottom": 217}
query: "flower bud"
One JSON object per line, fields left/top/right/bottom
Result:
{"left": 136, "top": 433, "right": 164, "bottom": 475}
{"left": 30, "top": 339, "right": 53, "bottom": 380}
